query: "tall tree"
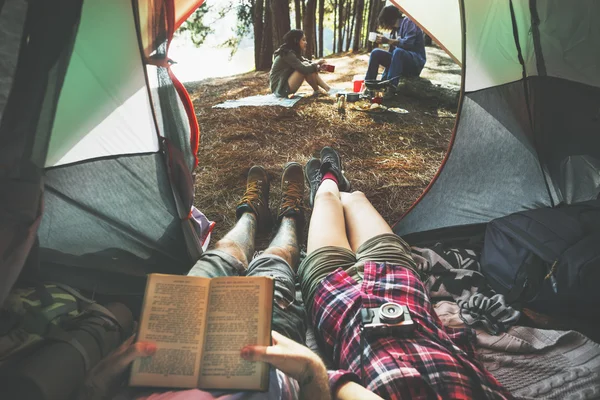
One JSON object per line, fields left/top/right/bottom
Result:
{"left": 336, "top": 0, "right": 345, "bottom": 53}
{"left": 318, "top": 0, "right": 325, "bottom": 57}
{"left": 366, "top": 0, "right": 383, "bottom": 51}
{"left": 271, "top": 0, "right": 291, "bottom": 48}
{"left": 332, "top": 0, "right": 338, "bottom": 53}
{"left": 260, "top": 0, "right": 274, "bottom": 69}
{"left": 345, "top": 0, "right": 355, "bottom": 51}
{"left": 352, "top": 0, "right": 364, "bottom": 51}
{"left": 294, "top": 0, "right": 302, "bottom": 28}
{"left": 303, "top": 0, "right": 317, "bottom": 57}
{"left": 253, "top": 0, "right": 265, "bottom": 68}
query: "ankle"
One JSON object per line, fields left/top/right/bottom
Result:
{"left": 321, "top": 171, "right": 338, "bottom": 185}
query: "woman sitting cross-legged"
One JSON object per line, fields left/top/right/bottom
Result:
{"left": 270, "top": 29, "right": 333, "bottom": 97}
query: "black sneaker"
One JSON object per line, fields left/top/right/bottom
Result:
{"left": 277, "top": 162, "right": 305, "bottom": 225}
{"left": 304, "top": 157, "right": 321, "bottom": 208}
{"left": 236, "top": 166, "right": 272, "bottom": 232}
{"left": 319, "top": 146, "right": 351, "bottom": 192}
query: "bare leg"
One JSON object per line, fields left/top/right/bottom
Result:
{"left": 306, "top": 179, "right": 351, "bottom": 254}
{"left": 262, "top": 217, "right": 300, "bottom": 271}
{"left": 288, "top": 70, "right": 318, "bottom": 93}
{"left": 214, "top": 212, "right": 256, "bottom": 268}
{"left": 315, "top": 73, "right": 330, "bottom": 91}
{"left": 340, "top": 191, "right": 393, "bottom": 252}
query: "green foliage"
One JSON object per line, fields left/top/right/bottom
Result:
{"left": 220, "top": 0, "right": 254, "bottom": 58}
{"left": 177, "top": 5, "right": 213, "bottom": 47}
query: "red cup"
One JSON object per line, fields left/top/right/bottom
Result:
{"left": 321, "top": 64, "right": 335, "bottom": 72}
{"left": 371, "top": 96, "right": 383, "bottom": 104}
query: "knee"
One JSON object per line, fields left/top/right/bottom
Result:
{"left": 214, "top": 239, "right": 248, "bottom": 266}
{"left": 370, "top": 48, "right": 386, "bottom": 59}
{"left": 314, "top": 189, "right": 340, "bottom": 204}
{"left": 341, "top": 190, "right": 367, "bottom": 206}
{"left": 262, "top": 246, "right": 292, "bottom": 261}
{"left": 392, "top": 48, "right": 409, "bottom": 59}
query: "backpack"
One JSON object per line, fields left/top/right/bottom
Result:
{"left": 0, "top": 283, "right": 133, "bottom": 400}
{"left": 480, "top": 198, "right": 600, "bottom": 317}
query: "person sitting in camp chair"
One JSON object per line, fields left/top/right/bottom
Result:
{"left": 270, "top": 29, "right": 334, "bottom": 98}
{"left": 296, "top": 146, "right": 513, "bottom": 399}
{"left": 78, "top": 163, "right": 331, "bottom": 400}
{"left": 365, "top": 6, "right": 426, "bottom": 98}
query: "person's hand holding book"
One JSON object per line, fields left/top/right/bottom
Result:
{"left": 242, "top": 331, "right": 330, "bottom": 399}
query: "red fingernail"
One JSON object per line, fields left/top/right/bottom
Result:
{"left": 144, "top": 343, "right": 157, "bottom": 354}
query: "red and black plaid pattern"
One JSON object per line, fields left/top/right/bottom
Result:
{"left": 312, "top": 262, "right": 513, "bottom": 400}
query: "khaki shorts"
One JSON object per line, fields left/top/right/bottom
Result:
{"left": 298, "top": 233, "right": 417, "bottom": 312}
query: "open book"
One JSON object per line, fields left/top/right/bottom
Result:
{"left": 130, "top": 273, "right": 274, "bottom": 391}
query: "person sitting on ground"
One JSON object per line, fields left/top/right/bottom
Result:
{"left": 292, "top": 146, "right": 513, "bottom": 399}
{"left": 270, "top": 29, "right": 333, "bottom": 98}
{"left": 79, "top": 163, "right": 332, "bottom": 400}
{"left": 365, "top": 5, "right": 426, "bottom": 95}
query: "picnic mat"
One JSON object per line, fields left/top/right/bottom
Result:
{"left": 212, "top": 93, "right": 306, "bottom": 109}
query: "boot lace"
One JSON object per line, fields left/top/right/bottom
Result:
{"left": 280, "top": 182, "right": 304, "bottom": 212}
{"left": 239, "top": 181, "right": 262, "bottom": 207}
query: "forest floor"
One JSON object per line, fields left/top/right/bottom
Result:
{"left": 185, "top": 45, "right": 461, "bottom": 248}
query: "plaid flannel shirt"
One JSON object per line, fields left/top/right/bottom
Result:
{"left": 311, "top": 261, "right": 513, "bottom": 399}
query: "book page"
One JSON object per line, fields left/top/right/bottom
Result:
{"left": 130, "top": 274, "right": 210, "bottom": 388}
{"left": 198, "top": 276, "right": 274, "bottom": 390}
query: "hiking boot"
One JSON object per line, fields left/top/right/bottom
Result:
{"left": 304, "top": 157, "right": 322, "bottom": 208}
{"left": 236, "top": 165, "right": 272, "bottom": 232}
{"left": 278, "top": 162, "right": 305, "bottom": 224}
{"left": 319, "top": 146, "right": 351, "bottom": 192}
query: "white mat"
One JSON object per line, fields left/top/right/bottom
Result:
{"left": 212, "top": 93, "right": 306, "bottom": 109}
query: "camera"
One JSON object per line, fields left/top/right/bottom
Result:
{"left": 360, "top": 302, "right": 415, "bottom": 337}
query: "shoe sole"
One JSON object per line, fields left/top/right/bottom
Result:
{"left": 304, "top": 158, "right": 321, "bottom": 207}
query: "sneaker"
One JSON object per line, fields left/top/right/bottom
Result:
{"left": 236, "top": 165, "right": 272, "bottom": 232}
{"left": 319, "top": 146, "right": 351, "bottom": 192}
{"left": 304, "top": 157, "right": 322, "bottom": 208}
{"left": 277, "top": 162, "right": 305, "bottom": 224}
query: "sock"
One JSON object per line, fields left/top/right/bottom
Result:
{"left": 321, "top": 171, "right": 338, "bottom": 185}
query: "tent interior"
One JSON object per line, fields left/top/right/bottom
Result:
{"left": 1, "top": 0, "right": 599, "bottom": 396}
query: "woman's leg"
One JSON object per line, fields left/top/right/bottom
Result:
{"left": 315, "top": 73, "right": 330, "bottom": 91}
{"left": 288, "top": 70, "right": 318, "bottom": 93}
{"left": 306, "top": 179, "right": 351, "bottom": 254}
{"left": 340, "top": 191, "right": 393, "bottom": 252}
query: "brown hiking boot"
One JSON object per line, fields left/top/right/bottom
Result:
{"left": 277, "top": 162, "right": 305, "bottom": 225}
{"left": 236, "top": 166, "right": 272, "bottom": 232}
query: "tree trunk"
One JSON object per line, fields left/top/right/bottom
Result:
{"left": 362, "top": 0, "right": 369, "bottom": 48}
{"left": 253, "top": 0, "right": 264, "bottom": 69}
{"left": 345, "top": 0, "right": 356, "bottom": 51}
{"left": 294, "top": 0, "right": 302, "bottom": 29}
{"left": 302, "top": 0, "right": 317, "bottom": 58}
{"left": 366, "top": 0, "right": 382, "bottom": 51}
{"left": 271, "top": 0, "right": 291, "bottom": 49}
{"left": 333, "top": 0, "right": 337, "bottom": 53}
{"left": 336, "top": 0, "right": 344, "bottom": 53}
{"left": 318, "top": 0, "right": 325, "bottom": 57}
{"left": 352, "top": 0, "right": 364, "bottom": 52}
{"left": 259, "top": 0, "right": 274, "bottom": 70}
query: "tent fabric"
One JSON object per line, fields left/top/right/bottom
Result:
{"left": 39, "top": 154, "right": 191, "bottom": 293}
{"left": 0, "top": 0, "right": 205, "bottom": 304}
{"left": 0, "top": 0, "right": 28, "bottom": 121}
{"left": 390, "top": 0, "right": 462, "bottom": 65}
{"left": 48, "top": 0, "right": 159, "bottom": 167}
{"left": 394, "top": 85, "right": 554, "bottom": 236}
{"left": 394, "top": 0, "right": 600, "bottom": 237}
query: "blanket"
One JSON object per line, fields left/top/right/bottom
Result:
{"left": 435, "top": 301, "right": 600, "bottom": 400}
{"left": 412, "top": 244, "right": 520, "bottom": 334}
{"left": 212, "top": 93, "right": 305, "bottom": 109}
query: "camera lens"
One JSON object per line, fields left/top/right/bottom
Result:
{"left": 379, "top": 302, "right": 405, "bottom": 323}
